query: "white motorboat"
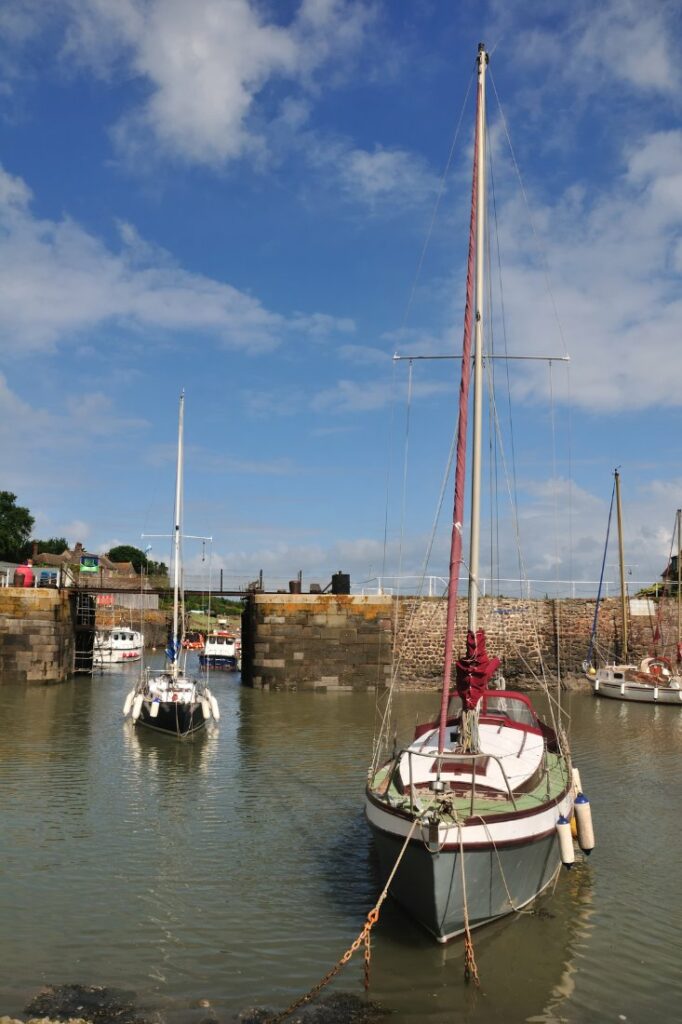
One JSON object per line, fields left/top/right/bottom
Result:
{"left": 93, "top": 627, "right": 143, "bottom": 667}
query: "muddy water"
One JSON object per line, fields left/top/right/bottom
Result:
{"left": 0, "top": 661, "right": 679, "bottom": 1022}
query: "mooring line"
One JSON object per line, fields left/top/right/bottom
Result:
{"left": 264, "top": 817, "right": 421, "bottom": 1024}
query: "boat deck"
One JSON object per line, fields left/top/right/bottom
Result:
{"left": 369, "top": 751, "right": 569, "bottom": 822}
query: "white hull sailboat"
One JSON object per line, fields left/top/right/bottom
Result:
{"left": 365, "top": 44, "right": 594, "bottom": 943}
{"left": 587, "top": 473, "right": 682, "bottom": 705}
{"left": 123, "top": 393, "right": 219, "bottom": 738}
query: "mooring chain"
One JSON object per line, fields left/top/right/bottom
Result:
{"left": 264, "top": 817, "right": 421, "bottom": 1024}
{"left": 463, "top": 932, "right": 480, "bottom": 986}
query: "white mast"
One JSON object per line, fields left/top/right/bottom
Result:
{"left": 171, "top": 391, "right": 185, "bottom": 680}
{"left": 468, "top": 42, "right": 488, "bottom": 632}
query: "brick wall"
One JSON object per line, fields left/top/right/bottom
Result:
{"left": 0, "top": 588, "right": 75, "bottom": 684}
{"left": 243, "top": 592, "right": 675, "bottom": 690}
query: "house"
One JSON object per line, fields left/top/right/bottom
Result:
{"left": 33, "top": 542, "right": 158, "bottom": 610}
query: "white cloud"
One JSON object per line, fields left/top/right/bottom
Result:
{"left": 493, "top": 0, "right": 682, "bottom": 99}
{"left": 0, "top": 164, "right": 353, "bottom": 355}
{"left": 336, "top": 146, "right": 439, "bottom": 206}
{"left": 569, "top": 0, "right": 680, "bottom": 95}
{"left": 337, "top": 344, "right": 390, "bottom": 366}
{"left": 306, "top": 138, "right": 440, "bottom": 208}
{"left": 468, "top": 126, "right": 682, "bottom": 412}
{"left": 58, "top": 0, "right": 374, "bottom": 168}
{"left": 311, "top": 375, "right": 450, "bottom": 413}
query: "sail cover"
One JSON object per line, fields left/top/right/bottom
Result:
{"left": 455, "top": 629, "right": 500, "bottom": 709}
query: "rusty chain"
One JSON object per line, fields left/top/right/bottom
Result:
{"left": 264, "top": 818, "right": 421, "bottom": 1024}
{"left": 463, "top": 930, "right": 480, "bottom": 987}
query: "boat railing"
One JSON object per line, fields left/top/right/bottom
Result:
{"left": 395, "top": 747, "right": 518, "bottom": 816}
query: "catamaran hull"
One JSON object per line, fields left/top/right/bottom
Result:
{"left": 365, "top": 793, "right": 571, "bottom": 943}
{"left": 593, "top": 678, "right": 682, "bottom": 704}
{"left": 135, "top": 700, "right": 206, "bottom": 737}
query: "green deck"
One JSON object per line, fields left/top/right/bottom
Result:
{"left": 370, "top": 751, "right": 570, "bottom": 823}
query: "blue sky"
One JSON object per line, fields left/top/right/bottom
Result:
{"left": 1, "top": 0, "right": 681, "bottom": 595}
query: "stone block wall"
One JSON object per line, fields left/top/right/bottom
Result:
{"left": 243, "top": 592, "right": 677, "bottom": 691}
{"left": 242, "top": 593, "right": 394, "bottom": 690}
{"left": 392, "top": 595, "right": 677, "bottom": 685}
{"left": 0, "top": 588, "right": 75, "bottom": 684}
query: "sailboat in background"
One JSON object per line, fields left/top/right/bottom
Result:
{"left": 365, "top": 44, "right": 593, "bottom": 943}
{"left": 586, "top": 470, "right": 682, "bottom": 704}
{"left": 123, "top": 392, "right": 220, "bottom": 737}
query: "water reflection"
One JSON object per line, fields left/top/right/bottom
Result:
{"left": 122, "top": 719, "right": 219, "bottom": 777}
{"left": 0, "top": 683, "right": 681, "bottom": 1022}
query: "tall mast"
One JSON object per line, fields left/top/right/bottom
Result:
{"left": 437, "top": 44, "right": 485, "bottom": 752}
{"left": 677, "top": 508, "right": 681, "bottom": 641}
{"left": 671, "top": 509, "right": 675, "bottom": 643}
{"left": 614, "top": 469, "right": 628, "bottom": 662}
{"left": 468, "top": 42, "right": 488, "bottom": 631}
{"left": 171, "top": 391, "right": 185, "bottom": 680}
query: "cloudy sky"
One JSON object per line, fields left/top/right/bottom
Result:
{"left": 1, "top": 0, "right": 681, "bottom": 595}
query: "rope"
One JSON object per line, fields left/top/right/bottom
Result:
{"left": 264, "top": 817, "right": 421, "bottom": 1024}
{"left": 477, "top": 816, "right": 533, "bottom": 916}
{"left": 458, "top": 826, "right": 480, "bottom": 986}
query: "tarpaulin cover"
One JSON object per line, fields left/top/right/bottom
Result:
{"left": 455, "top": 629, "right": 500, "bottom": 710}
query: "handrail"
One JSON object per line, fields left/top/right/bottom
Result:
{"left": 397, "top": 746, "right": 519, "bottom": 814}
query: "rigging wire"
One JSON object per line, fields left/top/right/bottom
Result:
{"left": 488, "top": 147, "right": 523, "bottom": 591}
{"left": 401, "top": 70, "right": 475, "bottom": 330}
{"left": 374, "top": 66, "right": 477, "bottom": 763}
{"left": 585, "top": 477, "right": 616, "bottom": 670}
{"left": 489, "top": 70, "right": 570, "bottom": 360}
{"left": 548, "top": 360, "right": 563, "bottom": 700}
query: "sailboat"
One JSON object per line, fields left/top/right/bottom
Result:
{"left": 364, "top": 44, "right": 592, "bottom": 943}
{"left": 122, "top": 392, "right": 220, "bottom": 737}
{"left": 586, "top": 471, "right": 682, "bottom": 704}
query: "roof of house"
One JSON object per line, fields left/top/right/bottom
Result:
{"left": 34, "top": 542, "right": 135, "bottom": 574}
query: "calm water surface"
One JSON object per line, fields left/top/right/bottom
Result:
{"left": 1, "top": 660, "right": 680, "bottom": 1022}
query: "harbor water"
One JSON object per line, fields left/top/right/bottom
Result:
{"left": 1, "top": 661, "right": 680, "bottom": 1022}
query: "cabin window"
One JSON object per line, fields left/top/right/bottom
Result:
{"left": 614, "top": 672, "right": 623, "bottom": 680}
{"left": 483, "top": 695, "right": 536, "bottom": 727}
{"left": 113, "top": 633, "right": 119, "bottom": 640}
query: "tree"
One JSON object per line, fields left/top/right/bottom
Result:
{"left": 107, "top": 544, "right": 168, "bottom": 575}
{"left": 0, "top": 492, "right": 35, "bottom": 561}
{"left": 22, "top": 537, "right": 69, "bottom": 560}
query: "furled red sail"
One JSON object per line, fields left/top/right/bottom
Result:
{"left": 455, "top": 629, "right": 500, "bottom": 710}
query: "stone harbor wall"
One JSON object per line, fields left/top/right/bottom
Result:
{"left": 395, "top": 595, "right": 676, "bottom": 685}
{"left": 241, "top": 593, "right": 394, "bottom": 690}
{"left": 243, "top": 592, "right": 676, "bottom": 690}
{"left": 0, "top": 588, "right": 75, "bottom": 684}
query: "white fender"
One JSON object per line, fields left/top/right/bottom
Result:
{"left": 132, "top": 694, "right": 144, "bottom": 721}
{"left": 123, "top": 690, "right": 135, "bottom": 716}
{"left": 209, "top": 694, "right": 220, "bottom": 721}
{"left": 201, "top": 697, "right": 211, "bottom": 720}
{"left": 574, "top": 794, "right": 595, "bottom": 854}
{"left": 150, "top": 700, "right": 160, "bottom": 719}
{"left": 557, "top": 816, "right": 575, "bottom": 869}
